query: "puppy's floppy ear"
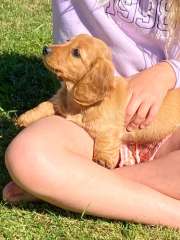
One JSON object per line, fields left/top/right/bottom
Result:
{"left": 73, "top": 58, "right": 114, "bottom": 106}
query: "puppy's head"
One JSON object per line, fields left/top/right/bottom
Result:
{"left": 43, "top": 34, "right": 115, "bottom": 106}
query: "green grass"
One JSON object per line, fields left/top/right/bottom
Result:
{"left": 0, "top": 0, "right": 180, "bottom": 239}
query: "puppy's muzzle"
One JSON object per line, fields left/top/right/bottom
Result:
{"left": 43, "top": 46, "right": 52, "bottom": 55}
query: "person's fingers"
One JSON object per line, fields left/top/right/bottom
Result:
{"left": 128, "top": 102, "right": 151, "bottom": 130}
{"left": 140, "top": 103, "right": 160, "bottom": 128}
{"left": 125, "top": 94, "right": 141, "bottom": 126}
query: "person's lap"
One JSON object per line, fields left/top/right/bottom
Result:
{"left": 3, "top": 115, "right": 180, "bottom": 202}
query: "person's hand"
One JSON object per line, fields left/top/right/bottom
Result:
{"left": 125, "top": 62, "right": 176, "bottom": 131}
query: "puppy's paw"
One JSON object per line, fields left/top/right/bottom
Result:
{"left": 93, "top": 157, "right": 118, "bottom": 169}
{"left": 16, "top": 113, "right": 33, "bottom": 127}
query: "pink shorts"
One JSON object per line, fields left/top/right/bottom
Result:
{"left": 119, "top": 136, "right": 171, "bottom": 167}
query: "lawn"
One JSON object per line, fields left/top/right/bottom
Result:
{"left": 0, "top": 0, "right": 180, "bottom": 239}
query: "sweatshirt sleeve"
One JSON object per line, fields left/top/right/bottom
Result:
{"left": 52, "top": 0, "right": 91, "bottom": 43}
{"left": 165, "top": 40, "right": 180, "bottom": 88}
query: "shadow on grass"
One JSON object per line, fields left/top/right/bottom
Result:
{"left": 0, "top": 52, "right": 59, "bottom": 112}
{"left": 0, "top": 52, "right": 59, "bottom": 194}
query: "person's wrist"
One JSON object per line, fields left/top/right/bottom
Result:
{"left": 159, "top": 61, "right": 176, "bottom": 90}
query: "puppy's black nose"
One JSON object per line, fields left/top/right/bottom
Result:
{"left": 43, "top": 46, "right": 52, "bottom": 55}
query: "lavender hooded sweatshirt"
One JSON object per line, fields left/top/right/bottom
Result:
{"left": 52, "top": 0, "right": 180, "bottom": 87}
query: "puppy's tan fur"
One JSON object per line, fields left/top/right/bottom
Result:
{"left": 17, "top": 34, "right": 180, "bottom": 168}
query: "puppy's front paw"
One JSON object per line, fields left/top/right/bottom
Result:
{"left": 93, "top": 157, "right": 118, "bottom": 169}
{"left": 16, "top": 113, "right": 34, "bottom": 127}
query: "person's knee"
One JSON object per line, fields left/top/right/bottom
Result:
{"left": 4, "top": 126, "right": 69, "bottom": 198}
{"left": 5, "top": 133, "right": 28, "bottom": 181}
{"left": 5, "top": 130, "right": 45, "bottom": 193}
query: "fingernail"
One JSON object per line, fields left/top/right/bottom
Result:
{"left": 140, "top": 124, "right": 145, "bottom": 129}
{"left": 127, "top": 126, "right": 134, "bottom": 132}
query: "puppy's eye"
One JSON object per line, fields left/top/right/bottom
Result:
{"left": 72, "top": 48, "right": 81, "bottom": 58}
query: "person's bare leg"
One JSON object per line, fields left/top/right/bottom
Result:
{"left": 3, "top": 116, "right": 180, "bottom": 228}
{"left": 4, "top": 127, "right": 180, "bottom": 202}
{"left": 114, "top": 128, "right": 180, "bottom": 199}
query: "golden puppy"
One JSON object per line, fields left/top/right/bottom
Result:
{"left": 17, "top": 34, "right": 180, "bottom": 169}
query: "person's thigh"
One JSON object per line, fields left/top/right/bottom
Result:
{"left": 7, "top": 115, "right": 93, "bottom": 164}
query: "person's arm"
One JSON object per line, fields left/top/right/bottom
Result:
{"left": 52, "top": 0, "right": 90, "bottom": 43}
{"left": 125, "top": 37, "right": 180, "bottom": 131}
{"left": 165, "top": 40, "right": 180, "bottom": 88}
{"left": 125, "top": 61, "right": 176, "bottom": 131}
